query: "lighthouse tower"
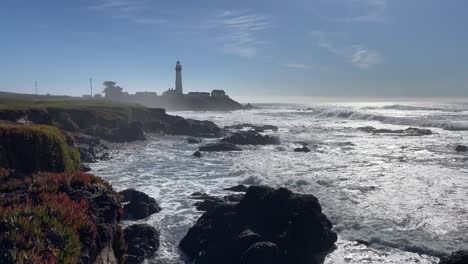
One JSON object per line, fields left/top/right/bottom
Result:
{"left": 175, "top": 61, "right": 183, "bottom": 95}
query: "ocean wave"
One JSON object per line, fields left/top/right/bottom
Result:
{"left": 310, "top": 109, "right": 468, "bottom": 131}
{"left": 381, "top": 104, "right": 444, "bottom": 111}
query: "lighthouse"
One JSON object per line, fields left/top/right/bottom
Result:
{"left": 175, "top": 61, "right": 183, "bottom": 94}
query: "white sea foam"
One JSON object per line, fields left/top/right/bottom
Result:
{"left": 91, "top": 102, "right": 468, "bottom": 264}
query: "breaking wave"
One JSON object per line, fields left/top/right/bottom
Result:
{"left": 309, "top": 109, "right": 468, "bottom": 131}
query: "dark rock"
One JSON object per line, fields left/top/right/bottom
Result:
{"left": 106, "top": 121, "right": 146, "bottom": 143}
{"left": 124, "top": 224, "right": 160, "bottom": 264}
{"left": 455, "top": 145, "right": 467, "bottom": 152}
{"left": 439, "top": 250, "right": 468, "bottom": 264}
{"left": 80, "top": 164, "right": 92, "bottom": 172}
{"left": 193, "top": 151, "right": 202, "bottom": 157}
{"left": 240, "top": 242, "right": 281, "bottom": 264}
{"left": 119, "top": 189, "right": 161, "bottom": 220}
{"left": 180, "top": 186, "right": 337, "bottom": 264}
{"left": 199, "top": 142, "right": 243, "bottom": 152}
{"left": 221, "top": 131, "right": 279, "bottom": 145}
{"left": 224, "top": 185, "right": 248, "bottom": 192}
{"left": 294, "top": 146, "right": 311, "bottom": 153}
{"left": 244, "top": 103, "right": 256, "bottom": 110}
{"left": 188, "top": 137, "right": 202, "bottom": 144}
{"left": 164, "top": 118, "right": 221, "bottom": 138}
{"left": 224, "top": 193, "right": 245, "bottom": 203}
{"left": 357, "top": 126, "right": 432, "bottom": 136}
{"left": 195, "top": 199, "right": 226, "bottom": 211}
{"left": 224, "top": 123, "right": 278, "bottom": 132}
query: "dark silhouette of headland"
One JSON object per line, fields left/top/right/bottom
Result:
{"left": 101, "top": 61, "right": 245, "bottom": 111}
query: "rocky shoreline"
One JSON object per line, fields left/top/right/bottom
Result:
{"left": 0, "top": 101, "right": 466, "bottom": 264}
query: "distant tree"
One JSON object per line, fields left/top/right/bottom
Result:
{"left": 102, "top": 81, "right": 124, "bottom": 99}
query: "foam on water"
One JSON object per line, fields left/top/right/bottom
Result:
{"left": 90, "top": 102, "right": 468, "bottom": 263}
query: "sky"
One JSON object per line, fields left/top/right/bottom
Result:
{"left": 1, "top": 0, "right": 468, "bottom": 99}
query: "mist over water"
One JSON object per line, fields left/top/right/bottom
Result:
{"left": 91, "top": 101, "right": 468, "bottom": 264}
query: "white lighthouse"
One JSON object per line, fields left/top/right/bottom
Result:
{"left": 175, "top": 61, "right": 183, "bottom": 94}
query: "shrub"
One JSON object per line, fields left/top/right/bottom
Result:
{"left": 0, "top": 171, "right": 121, "bottom": 264}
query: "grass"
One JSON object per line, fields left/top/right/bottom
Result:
{"left": 0, "top": 122, "right": 81, "bottom": 172}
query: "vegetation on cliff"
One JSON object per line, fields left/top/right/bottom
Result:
{"left": 0, "top": 170, "right": 125, "bottom": 264}
{"left": 0, "top": 122, "right": 81, "bottom": 172}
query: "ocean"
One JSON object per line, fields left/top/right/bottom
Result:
{"left": 90, "top": 101, "right": 468, "bottom": 264}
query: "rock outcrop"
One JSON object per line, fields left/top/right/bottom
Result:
{"left": 0, "top": 122, "right": 81, "bottom": 172}
{"left": 119, "top": 189, "right": 161, "bottom": 220}
{"left": 124, "top": 224, "right": 160, "bottom": 264}
{"left": 221, "top": 131, "right": 279, "bottom": 145}
{"left": 294, "top": 146, "right": 311, "bottom": 153}
{"left": 357, "top": 126, "right": 432, "bottom": 136}
{"left": 455, "top": 145, "right": 467, "bottom": 152}
{"left": 180, "top": 186, "right": 337, "bottom": 264}
{"left": 199, "top": 142, "right": 243, "bottom": 152}
{"left": 224, "top": 123, "right": 278, "bottom": 132}
{"left": 439, "top": 250, "right": 468, "bottom": 264}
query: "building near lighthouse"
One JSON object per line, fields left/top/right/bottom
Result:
{"left": 103, "top": 61, "right": 244, "bottom": 111}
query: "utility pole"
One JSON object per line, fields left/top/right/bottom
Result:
{"left": 89, "top": 78, "right": 93, "bottom": 99}
{"left": 35, "top": 81, "right": 38, "bottom": 98}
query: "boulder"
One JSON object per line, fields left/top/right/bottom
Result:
{"left": 165, "top": 118, "right": 221, "bottom": 138}
{"left": 193, "top": 151, "right": 202, "bottom": 157}
{"left": 224, "top": 123, "right": 278, "bottom": 132}
{"left": 439, "top": 250, "right": 468, "bottom": 264}
{"left": 187, "top": 137, "right": 202, "bottom": 144}
{"left": 221, "top": 131, "right": 279, "bottom": 145}
{"left": 224, "top": 185, "right": 249, "bottom": 192}
{"left": 357, "top": 126, "right": 432, "bottom": 136}
{"left": 455, "top": 145, "right": 467, "bottom": 152}
{"left": 294, "top": 146, "right": 311, "bottom": 153}
{"left": 199, "top": 142, "right": 243, "bottom": 152}
{"left": 119, "top": 189, "right": 161, "bottom": 220}
{"left": 124, "top": 224, "right": 160, "bottom": 264}
{"left": 108, "top": 121, "right": 146, "bottom": 143}
{"left": 241, "top": 242, "right": 281, "bottom": 264}
{"left": 179, "top": 186, "right": 337, "bottom": 264}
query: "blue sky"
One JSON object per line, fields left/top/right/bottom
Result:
{"left": 1, "top": 0, "right": 467, "bottom": 98}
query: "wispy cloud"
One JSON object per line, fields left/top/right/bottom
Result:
{"left": 285, "top": 63, "right": 311, "bottom": 69}
{"left": 90, "top": 0, "right": 166, "bottom": 25}
{"left": 210, "top": 10, "right": 271, "bottom": 58}
{"left": 350, "top": 46, "right": 381, "bottom": 69}
{"left": 311, "top": 31, "right": 381, "bottom": 69}
{"left": 340, "top": 0, "right": 387, "bottom": 23}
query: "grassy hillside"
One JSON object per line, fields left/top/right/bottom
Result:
{"left": 0, "top": 122, "right": 81, "bottom": 172}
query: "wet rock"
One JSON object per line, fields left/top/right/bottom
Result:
{"left": 221, "top": 131, "right": 279, "bottom": 145}
{"left": 124, "top": 224, "right": 160, "bottom": 264}
{"left": 243, "top": 103, "right": 256, "bottom": 110}
{"left": 294, "top": 146, "right": 311, "bottom": 153}
{"left": 106, "top": 121, "right": 146, "bottom": 143}
{"left": 357, "top": 126, "right": 432, "bottom": 136}
{"left": 195, "top": 199, "right": 226, "bottom": 211}
{"left": 224, "top": 193, "right": 245, "bottom": 203}
{"left": 224, "top": 123, "right": 278, "bottom": 132}
{"left": 80, "top": 164, "right": 92, "bottom": 172}
{"left": 439, "top": 250, "right": 468, "bottom": 264}
{"left": 119, "top": 189, "right": 161, "bottom": 220}
{"left": 180, "top": 186, "right": 337, "bottom": 264}
{"left": 165, "top": 118, "right": 221, "bottom": 138}
{"left": 187, "top": 137, "right": 202, "bottom": 144}
{"left": 224, "top": 185, "right": 248, "bottom": 192}
{"left": 241, "top": 242, "right": 281, "bottom": 264}
{"left": 455, "top": 145, "right": 467, "bottom": 152}
{"left": 193, "top": 151, "right": 202, "bottom": 157}
{"left": 199, "top": 142, "right": 243, "bottom": 152}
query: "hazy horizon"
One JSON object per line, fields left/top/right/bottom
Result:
{"left": 1, "top": 0, "right": 468, "bottom": 98}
